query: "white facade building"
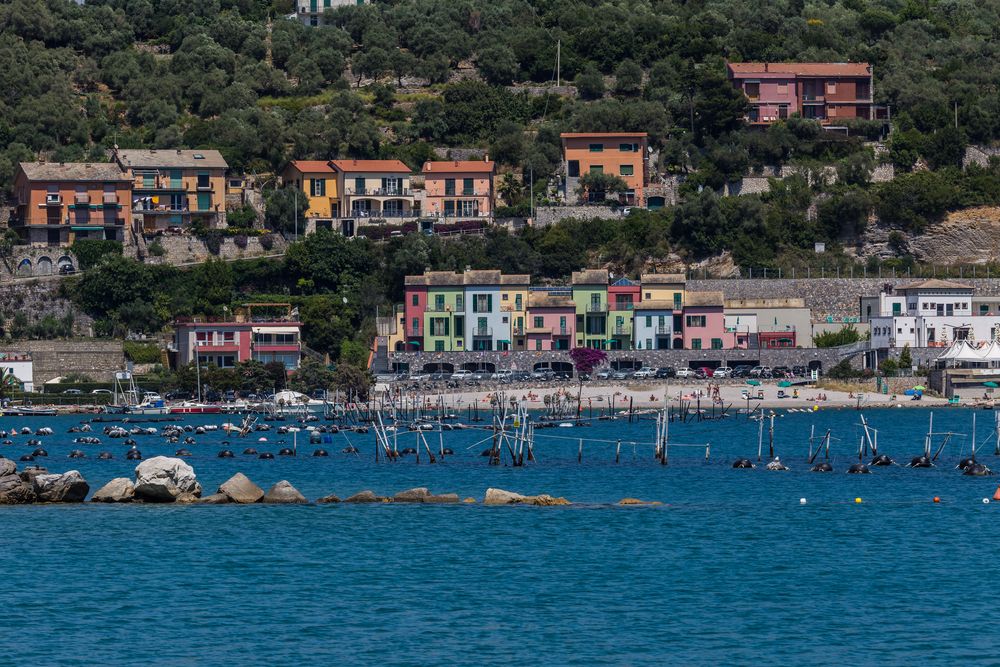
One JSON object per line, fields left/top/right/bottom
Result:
{"left": 867, "top": 280, "right": 997, "bottom": 349}
{"left": 0, "top": 353, "right": 33, "bottom": 392}
{"left": 464, "top": 273, "right": 507, "bottom": 351}
{"left": 633, "top": 301, "right": 674, "bottom": 350}
{"left": 296, "top": 0, "right": 368, "bottom": 26}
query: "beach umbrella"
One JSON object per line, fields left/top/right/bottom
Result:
{"left": 777, "top": 380, "right": 792, "bottom": 388}
{"left": 912, "top": 385, "right": 926, "bottom": 391}
{"left": 985, "top": 381, "right": 999, "bottom": 388}
{"left": 746, "top": 380, "right": 761, "bottom": 386}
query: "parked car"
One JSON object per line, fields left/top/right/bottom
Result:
{"left": 165, "top": 390, "right": 193, "bottom": 401}
{"left": 694, "top": 367, "right": 714, "bottom": 379}
{"left": 90, "top": 389, "right": 112, "bottom": 395}
{"left": 633, "top": 367, "right": 657, "bottom": 379}
{"left": 611, "top": 369, "right": 633, "bottom": 380}
{"left": 655, "top": 367, "right": 676, "bottom": 379}
{"left": 713, "top": 366, "right": 733, "bottom": 378}
{"left": 63, "top": 389, "right": 82, "bottom": 395}
{"left": 532, "top": 369, "right": 555, "bottom": 381}
{"left": 772, "top": 366, "right": 792, "bottom": 379}
{"left": 792, "top": 365, "right": 808, "bottom": 377}
{"left": 732, "top": 365, "right": 753, "bottom": 378}
{"left": 430, "top": 372, "right": 451, "bottom": 381}
{"left": 595, "top": 370, "right": 612, "bottom": 380}
{"left": 675, "top": 367, "right": 695, "bottom": 379}
{"left": 58, "top": 264, "right": 76, "bottom": 275}
{"left": 553, "top": 371, "right": 573, "bottom": 381}
{"left": 749, "top": 366, "right": 773, "bottom": 379}
{"left": 408, "top": 373, "right": 430, "bottom": 382}
{"left": 450, "top": 370, "right": 474, "bottom": 381}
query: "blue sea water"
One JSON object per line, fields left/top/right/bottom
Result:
{"left": 3, "top": 407, "right": 1000, "bottom": 666}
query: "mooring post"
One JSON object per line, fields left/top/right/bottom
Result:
{"left": 578, "top": 438, "right": 583, "bottom": 463}
{"left": 616, "top": 438, "right": 621, "bottom": 464}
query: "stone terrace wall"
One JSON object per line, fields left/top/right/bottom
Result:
{"left": 0, "top": 339, "right": 124, "bottom": 384}
{"left": 140, "top": 234, "right": 287, "bottom": 265}
{"left": 688, "top": 278, "right": 1000, "bottom": 320}
{"left": 0, "top": 280, "right": 93, "bottom": 336}
{"left": 534, "top": 205, "right": 621, "bottom": 227}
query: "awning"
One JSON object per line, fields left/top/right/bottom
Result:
{"left": 251, "top": 326, "right": 299, "bottom": 334}
{"left": 71, "top": 226, "right": 103, "bottom": 231}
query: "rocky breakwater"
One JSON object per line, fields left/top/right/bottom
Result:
{"left": 483, "top": 488, "right": 571, "bottom": 506}
{"left": 133, "top": 456, "right": 202, "bottom": 503}
{"left": 0, "top": 458, "right": 90, "bottom": 504}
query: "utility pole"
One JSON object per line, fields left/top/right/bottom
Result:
{"left": 529, "top": 168, "right": 534, "bottom": 221}
{"left": 294, "top": 189, "right": 299, "bottom": 241}
{"left": 556, "top": 39, "right": 561, "bottom": 87}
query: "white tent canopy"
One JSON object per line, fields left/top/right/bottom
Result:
{"left": 937, "top": 341, "right": 987, "bottom": 363}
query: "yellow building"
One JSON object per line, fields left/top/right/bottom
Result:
{"left": 500, "top": 274, "right": 531, "bottom": 349}
{"left": 112, "top": 148, "right": 228, "bottom": 232}
{"left": 281, "top": 161, "right": 340, "bottom": 221}
{"left": 640, "top": 273, "right": 686, "bottom": 310}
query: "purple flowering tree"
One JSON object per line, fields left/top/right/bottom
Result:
{"left": 569, "top": 347, "right": 608, "bottom": 417}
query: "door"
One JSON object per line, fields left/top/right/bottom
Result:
{"left": 568, "top": 160, "right": 579, "bottom": 177}
{"left": 197, "top": 193, "right": 211, "bottom": 211}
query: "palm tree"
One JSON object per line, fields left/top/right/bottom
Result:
{"left": 497, "top": 173, "right": 523, "bottom": 207}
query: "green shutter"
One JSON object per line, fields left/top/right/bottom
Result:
{"left": 487, "top": 294, "right": 492, "bottom": 312}
{"left": 197, "top": 193, "right": 211, "bottom": 211}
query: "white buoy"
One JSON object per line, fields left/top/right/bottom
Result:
{"left": 799, "top": 498, "right": 807, "bottom": 505}
{"left": 258, "top": 437, "right": 268, "bottom": 442}
{"left": 984, "top": 498, "right": 991, "bottom": 504}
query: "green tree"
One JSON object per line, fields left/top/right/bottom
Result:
{"left": 576, "top": 172, "right": 629, "bottom": 203}
{"left": 613, "top": 60, "right": 643, "bottom": 97}
{"left": 574, "top": 66, "right": 605, "bottom": 101}
{"left": 264, "top": 186, "right": 308, "bottom": 233}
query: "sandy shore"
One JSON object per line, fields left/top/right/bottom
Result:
{"left": 382, "top": 380, "right": 950, "bottom": 411}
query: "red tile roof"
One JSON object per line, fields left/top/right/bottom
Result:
{"left": 727, "top": 62, "right": 872, "bottom": 77}
{"left": 560, "top": 132, "right": 648, "bottom": 138}
{"left": 422, "top": 160, "right": 495, "bottom": 174}
{"left": 288, "top": 160, "right": 336, "bottom": 173}
{"left": 330, "top": 159, "right": 411, "bottom": 173}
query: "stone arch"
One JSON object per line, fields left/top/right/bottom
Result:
{"left": 57, "top": 255, "right": 74, "bottom": 271}
{"left": 36, "top": 256, "right": 53, "bottom": 276}
{"left": 16, "top": 258, "right": 31, "bottom": 277}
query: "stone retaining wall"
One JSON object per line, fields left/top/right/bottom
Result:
{"left": 533, "top": 205, "right": 622, "bottom": 227}
{"left": 0, "top": 281, "right": 92, "bottom": 336}
{"left": 0, "top": 339, "right": 124, "bottom": 384}
{"left": 139, "top": 234, "right": 286, "bottom": 265}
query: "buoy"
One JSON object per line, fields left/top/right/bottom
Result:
{"left": 984, "top": 498, "right": 991, "bottom": 504}
{"left": 854, "top": 497, "right": 862, "bottom": 504}
{"left": 933, "top": 496, "right": 940, "bottom": 503}
{"left": 812, "top": 405, "right": 818, "bottom": 412}
{"left": 799, "top": 498, "right": 807, "bottom": 505}
{"left": 993, "top": 486, "right": 1000, "bottom": 501}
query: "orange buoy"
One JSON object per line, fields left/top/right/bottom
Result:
{"left": 993, "top": 486, "right": 1000, "bottom": 501}
{"left": 933, "top": 496, "right": 941, "bottom": 503}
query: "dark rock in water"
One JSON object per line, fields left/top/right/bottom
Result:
{"left": 480, "top": 448, "right": 494, "bottom": 457}
{"left": 344, "top": 490, "right": 383, "bottom": 503}
{"left": 765, "top": 458, "right": 789, "bottom": 471}
{"left": 258, "top": 452, "right": 274, "bottom": 460}
{"left": 963, "top": 463, "right": 993, "bottom": 477}
{"left": 98, "top": 452, "right": 114, "bottom": 460}
{"left": 312, "top": 449, "right": 328, "bottom": 457}
{"left": 31, "top": 448, "right": 47, "bottom": 457}
{"left": 278, "top": 448, "right": 295, "bottom": 456}
{"left": 342, "top": 446, "right": 359, "bottom": 454}
{"left": 316, "top": 493, "right": 340, "bottom": 504}
{"left": 243, "top": 448, "right": 258, "bottom": 455}
{"left": 19, "top": 455, "right": 34, "bottom": 462}
{"left": 0, "top": 466, "right": 36, "bottom": 505}
{"left": 810, "top": 462, "right": 834, "bottom": 472}
{"left": 262, "top": 480, "right": 307, "bottom": 504}
{"left": 732, "top": 458, "right": 755, "bottom": 469}
{"left": 870, "top": 454, "right": 894, "bottom": 466}
{"left": 400, "top": 447, "right": 417, "bottom": 455}
{"left": 909, "top": 455, "right": 933, "bottom": 468}
{"left": 126, "top": 450, "right": 142, "bottom": 461}
{"left": 91, "top": 477, "right": 134, "bottom": 503}
{"left": 175, "top": 449, "right": 193, "bottom": 457}
{"left": 847, "top": 463, "right": 871, "bottom": 474}
{"left": 217, "top": 449, "right": 234, "bottom": 458}
{"left": 68, "top": 450, "right": 86, "bottom": 459}
{"left": 33, "top": 470, "right": 90, "bottom": 502}
{"left": 218, "top": 473, "right": 264, "bottom": 504}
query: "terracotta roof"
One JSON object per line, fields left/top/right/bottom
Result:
{"left": 725, "top": 298, "right": 806, "bottom": 309}
{"left": 640, "top": 273, "right": 686, "bottom": 285}
{"left": 571, "top": 269, "right": 609, "bottom": 285}
{"left": 500, "top": 274, "right": 530, "bottom": 285}
{"left": 287, "top": 160, "right": 336, "bottom": 174}
{"left": 528, "top": 293, "right": 575, "bottom": 308}
{"left": 114, "top": 149, "right": 228, "bottom": 169}
{"left": 18, "top": 162, "right": 128, "bottom": 182}
{"left": 464, "top": 269, "right": 501, "bottom": 285}
{"left": 422, "top": 160, "right": 494, "bottom": 174}
{"left": 424, "top": 271, "right": 464, "bottom": 286}
{"left": 634, "top": 299, "right": 676, "bottom": 311}
{"left": 330, "top": 159, "right": 411, "bottom": 173}
{"left": 897, "top": 279, "right": 974, "bottom": 292}
{"left": 561, "top": 132, "right": 648, "bottom": 138}
{"left": 726, "top": 62, "right": 872, "bottom": 77}
{"left": 685, "top": 291, "right": 725, "bottom": 307}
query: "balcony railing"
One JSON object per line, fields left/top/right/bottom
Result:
{"left": 349, "top": 210, "right": 418, "bottom": 219}
{"left": 102, "top": 193, "right": 119, "bottom": 205}
{"left": 526, "top": 326, "right": 551, "bottom": 335}
{"left": 473, "top": 327, "right": 493, "bottom": 337}
{"left": 555, "top": 326, "right": 571, "bottom": 336}
{"left": 655, "top": 326, "right": 671, "bottom": 334}
{"left": 586, "top": 303, "right": 607, "bottom": 313}
{"left": 407, "top": 327, "right": 423, "bottom": 336}
{"left": 612, "top": 325, "right": 630, "bottom": 335}
{"left": 613, "top": 303, "right": 635, "bottom": 311}
{"left": 426, "top": 304, "right": 453, "bottom": 312}
{"left": 346, "top": 187, "right": 413, "bottom": 197}
{"left": 74, "top": 194, "right": 90, "bottom": 204}
{"left": 512, "top": 326, "right": 524, "bottom": 335}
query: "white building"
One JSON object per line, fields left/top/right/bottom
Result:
{"left": 868, "top": 280, "right": 999, "bottom": 349}
{"left": 633, "top": 301, "right": 674, "bottom": 350}
{"left": 296, "top": 0, "right": 368, "bottom": 26}
{"left": 0, "top": 353, "right": 33, "bottom": 392}
{"left": 463, "top": 270, "right": 508, "bottom": 351}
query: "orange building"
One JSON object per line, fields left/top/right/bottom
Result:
{"left": 12, "top": 162, "right": 132, "bottom": 246}
{"left": 421, "top": 160, "right": 494, "bottom": 219}
{"left": 560, "top": 132, "right": 648, "bottom": 206}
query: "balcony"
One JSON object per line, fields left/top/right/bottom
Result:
{"left": 655, "top": 326, "right": 671, "bottom": 335}
{"left": 45, "top": 194, "right": 62, "bottom": 206}
{"left": 512, "top": 326, "right": 525, "bottom": 335}
{"left": 102, "top": 193, "right": 119, "bottom": 205}
{"left": 426, "top": 304, "right": 453, "bottom": 313}
{"left": 613, "top": 302, "right": 635, "bottom": 311}
{"left": 74, "top": 193, "right": 90, "bottom": 204}
{"left": 526, "top": 326, "right": 551, "bottom": 335}
{"left": 612, "top": 325, "right": 630, "bottom": 336}
{"left": 586, "top": 302, "right": 607, "bottom": 313}
{"left": 472, "top": 327, "right": 493, "bottom": 337}
{"left": 345, "top": 187, "right": 413, "bottom": 197}
{"left": 407, "top": 327, "right": 423, "bottom": 337}
{"left": 554, "top": 326, "right": 571, "bottom": 336}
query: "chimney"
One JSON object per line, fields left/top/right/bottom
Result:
{"left": 484, "top": 153, "right": 489, "bottom": 162}
{"left": 764, "top": 62, "right": 769, "bottom": 72}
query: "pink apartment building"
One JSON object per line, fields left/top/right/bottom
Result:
{"left": 174, "top": 304, "right": 302, "bottom": 372}
{"left": 681, "top": 292, "right": 726, "bottom": 351}
{"left": 421, "top": 160, "right": 494, "bottom": 219}
{"left": 403, "top": 274, "right": 428, "bottom": 351}
{"left": 526, "top": 293, "right": 576, "bottom": 351}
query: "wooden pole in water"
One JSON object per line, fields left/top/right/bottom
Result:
{"left": 629, "top": 396, "right": 634, "bottom": 423}
{"left": 616, "top": 438, "right": 621, "bottom": 463}
{"left": 768, "top": 412, "right": 775, "bottom": 460}
{"left": 757, "top": 415, "right": 764, "bottom": 462}
{"left": 578, "top": 438, "right": 583, "bottom": 463}
{"left": 415, "top": 429, "right": 420, "bottom": 464}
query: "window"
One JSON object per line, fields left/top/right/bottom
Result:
{"left": 444, "top": 201, "right": 455, "bottom": 216}
{"left": 826, "top": 81, "right": 837, "bottom": 94}
{"left": 456, "top": 295, "right": 464, "bottom": 310}
{"left": 142, "top": 173, "right": 155, "bottom": 188}
{"left": 434, "top": 294, "right": 444, "bottom": 311}
{"left": 515, "top": 294, "right": 522, "bottom": 311}
{"left": 645, "top": 316, "right": 652, "bottom": 327}
{"left": 620, "top": 164, "right": 634, "bottom": 176}
{"left": 354, "top": 177, "right": 365, "bottom": 194}
{"left": 310, "top": 179, "right": 325, "bottom": 197}
{"left": 535, "top": 340, "right": 542, "bottom": 350}
{"left": 857, "top": 81, "right": 870, "bottom": 100}
{"left": 197, "top": 173, "right": 210, "bottom": 189}
{"left": 744, "top": 82, "right": 760, "bottom": 99}
{"left": 588, "top": 143, "right": 604, "bottom": 152}
{"left": 411, "top": 294, "right": 419, "bottom": 306}
{"left": 619, "top": 143, "right": 638, "bottom": 152}
{"left": 777, "top": 82, "right": 788, "bottom": 94}
{"left": 381, "top": 177, "right": 402, "bottom": 195}
{"left": 711, "top": 338, "right": 723, "bottom": 350}
{"left": 170, "top": 170, "right": 182, "bottom": 188}
{"left": 646, "top": 339, "right": 652, "bottom": 350}
{"left": 411, "top": 318, "right": 419, "bottom": 333}
{"left": 534, "top": 316, "right": 544, "bottom": 328}
{"left": 589, "top": 165, "right": 604, "bottom": 174}
{"left": 645, "top": 292, "right": 651, "bottom": 299}
{"left": 454, "top": 316, "right": 464, "bottom": 331}
{"left": 686, "top": 315, "right": 706, "bottom": 327}
{"left": 673, "top": 293, "right": 682, "bottom": 308}
{"left": 435, "top": 340, "right": 444, "bottom": 352}
{"left": 444, "top": 179, "right": 455, "bottom": 196}
{"left": 462, "top": 178, "right": 474, "bottom": 195}
{"left": 691, "top": 338, "right": 702, "bottom": 350}
{"left": 473, "top": 294, "right": 492, "bottom": 312}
